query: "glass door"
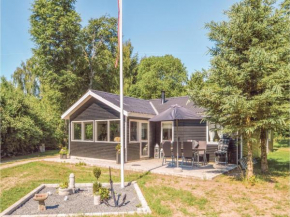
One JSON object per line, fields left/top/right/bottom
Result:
{"left": 140, "top": 122, "right": 149, "bottom": 157}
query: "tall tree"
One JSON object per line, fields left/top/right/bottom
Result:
{"left": 80, "top": 16, "right": 118, "bottom": 92}
{"left": 129, "top": 55, "right": 188, "bottom": 99}
{"left": 188, "top": 0, "right": 289, "bottom": 178}
{"left": 30, "top": 0, "right": 82, "bottom": 112}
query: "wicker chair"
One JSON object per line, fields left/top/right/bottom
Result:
{"left": 182, "top": 141, "right": 194, "bottom": 166}
{"left": 172, "top": 142, "right": 182, "bottom": 165}
{"left": 162, "top": 141, "right": 174, "bottom": 166}
{"left": 194, "top": 141, "right": 207, "bottom": 165}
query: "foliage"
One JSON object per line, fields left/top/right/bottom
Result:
{"left": 188, "top": 0, "right": 290, "bottom": 178}
{"left": 129, "top": 55, "right": 188, "bottom": 99}
{"left": 99, "top": 187, "right": 110, "bottom": 200}
{"left": 93, "top": 167, "right": 102, "bottom": 180}
{"left": 93, "top": 181, "right": 102, "bottom": 195}
{"left": 115, "top": 144, "right": 121, "bottom": 153}
{"left": 59, "top": 147, "right": 68, "bottom": 155}
{"left": 0, "top": 77, "right": 58, "bottom": 156}
{"left": 59, "top": 181, "right": 68, "bottom": 189}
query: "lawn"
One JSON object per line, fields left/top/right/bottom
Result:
{"left": 0, "top": 141, "right": 289, "bottom": 217}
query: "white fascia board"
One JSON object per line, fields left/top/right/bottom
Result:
{"left": 149, "top": 101, "right": 159, "bottom": 115}
{"left": 126, "top": 112, "right": 155, "bottom": 119}
{"left": 61, "top": 90, "right": 127, "bottom": 120}
{"left": 61, "top": 91, "right": 92, "bottom": 119}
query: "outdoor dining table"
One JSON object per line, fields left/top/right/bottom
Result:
{"left": 192, "top": 148, "right": 207, "bottom": 166}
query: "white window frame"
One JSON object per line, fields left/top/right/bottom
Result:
{"left": 129, "top": 120, "right": 150, "bottom": 158}
{"left": 161, "top": 121, "right": 174, "bottom": 142}
{"left": 71, "top": 120, "right": 94, "bottom": 142}
{"left": 95, "top": 119, "right": 120, "bottom": 143}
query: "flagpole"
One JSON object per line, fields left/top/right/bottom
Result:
{"left": 119, "top": 0, "right": 125, "bottom": 189}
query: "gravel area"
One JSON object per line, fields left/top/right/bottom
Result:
{"left": 12, "top": 184, "right": 141, "bottom": 215}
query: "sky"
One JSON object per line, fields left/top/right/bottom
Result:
{"left": 1, "top": 0, "right": 241, "bottom": 80}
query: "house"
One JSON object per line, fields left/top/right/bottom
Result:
{"left": 61, "top": 89, "right": 273, "bottom": 163}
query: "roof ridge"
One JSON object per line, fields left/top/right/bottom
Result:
{"left": 150, "top": 95, "right": 189, "bottom": 101}
{"left": 90, "top": 89, "right": 151, "bottom": 102}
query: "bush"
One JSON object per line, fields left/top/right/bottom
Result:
{"left": 93, "top": 181, "right": 102, "bottom": 194}
{"left": 93, "top": 167, "right": 101, "bottom": 180}
{"left": 59, "top": 147, "right": 68, "bottom": 155}
{"left": 59, "top": 181, "right": 68, "bottom": 189}
{"left": 99, "top": 187, "right": 110, "bottom": 200}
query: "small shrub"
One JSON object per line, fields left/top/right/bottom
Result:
{"left": 93, "top": 167, "right": 101, "bottom": 180}
{"left": 115, "top": 144, "right": 121, "bottom": 153}
{"left": 76, "top": 162, "right": 86, "bottom": 166}
{"left": 93, "top": 181, "right": 102, "bottom": 194}
{"left": 99, "top": 187, "right": 110, "bottom": 200}
{"left": 59, "top": 181, "right": 68, "bottom": 189}
{"left": 59, "top": 147, "right": 68, "bottom": 155}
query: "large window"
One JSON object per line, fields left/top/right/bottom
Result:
{"left": 130, "top": 121, "right": 138, "bottom": 141}
{"left": 84, "top": 122, "right": 94, "bottom": 141}
{"left": 207, "top": 122, "right": 222, "bottom": 144}
{"left": 141, "top": 123, "right": 148, "bottom": 140}
{"left": 96, "top": 121, "right": 108, "bottom": 141}
{"left": 162, "top": 122, "right": 173, "bottom": 141}
{"left": 110, "top": 121, "right": 120, "bottom": 141}
{"left": 73, "top": 123, "right": 82, "bottom": 140}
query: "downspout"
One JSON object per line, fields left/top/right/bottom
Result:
{"left": 240, "top": 135, "right": 243, "bottom": 159}
{"left": 125, "top": 116, "right": 128, "bottom": 162}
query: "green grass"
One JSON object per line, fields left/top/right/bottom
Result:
{"left": 1, "top": 141, "right": 289, "bottom": 216}
{"left": 0, "top": 150, "right": 59, "bottom": 165}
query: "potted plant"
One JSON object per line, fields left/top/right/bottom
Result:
{"left": 59, "top": 147, "right": 68, "bottom": 159}
{"left": 114, "top": 137, "right": 121, "bottom": 164}
{"left": 93, "top": 181, "right": 102, "bottom": 205}
{"left": 58, "top": 181, "right": 72, "bottom": 196}
{"left": 92, "top": 167, "right": 102, "bottom": 205}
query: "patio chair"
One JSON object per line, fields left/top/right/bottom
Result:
{"left": 172, "top": 142, "right": 182, "bottom": 166}
{"left": 162, "top": 141, "right": 174, "bottom": 166}
{"left": 182, "top": 141, "right": 194, "bottom": 166}
{"left": 214, "top": 139, "right": 229, "bottom": 164}
{"left": 194, "top": 141, "right": 207, "bottom": 166}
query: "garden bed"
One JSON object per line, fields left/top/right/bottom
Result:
{"left": 1, "top": 182, "right": 150, "bottom": 216}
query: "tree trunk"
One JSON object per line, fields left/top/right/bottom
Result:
{"left": 260, "top": 128, "right": 268, "bottom": 174}
{"left": 246, "top": 116, "right": 254, "bottom": 179}
{"left": 246, "top": 134, "right": 254, "bottom": 179}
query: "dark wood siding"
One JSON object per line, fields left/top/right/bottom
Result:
{"left": 127, "top": 143, "right": 140, "bottom": 161}
{"left": 70, "top": 98, "right": 120, "bottom": 160}
{"left": 71, "top": 97, "right": 119, "bottom": 121}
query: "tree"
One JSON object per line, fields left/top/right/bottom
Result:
{"left": 80, "top": 16, "right": 118, "bottom": 92}
{"left": 129, "top": 55, "right": 188, "bottom": 99}
{"left": 12, "top": 57, "right": 40, "bottom": 96}
{"left": 188, "top": 0, "right": 290, "bottom": 178}
{"left": 30, "top": 0, "right": 82, "bottom": 112}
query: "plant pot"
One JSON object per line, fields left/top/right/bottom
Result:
{"left": 94, "top": 195, "right": 101, "bottom": 205}
{"left": 58, "top": 188, "right": 72, "bottom": 196}
{"left": 116, "top": 152, "right": 121, "bottom": 164}
{"left": 60, "top": 154, "right": 67, "bottom": 159}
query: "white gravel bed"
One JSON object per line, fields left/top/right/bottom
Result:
{"left": 11, "top": 184, "right": 141, "bottom": 215}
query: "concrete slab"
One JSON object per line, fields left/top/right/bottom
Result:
{"left": 44, "top": 157, "right": 237, "bottom": 180}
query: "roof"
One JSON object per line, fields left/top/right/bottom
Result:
{"left": 90, "top": 90, "right": 155, "bottom": 115}
{"left": 150, "top": 96, "right": 205, "bottom": 115}
{"left": 61, "top": 89, "right": 205, "bottom": 119}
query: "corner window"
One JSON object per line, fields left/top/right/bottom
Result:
{"left": 97, "top": 121, "right": 108, "bottom": 141}
{"left": 162, "top": 122, "right": 172, "bottom": 141}
{"left": 73, "top": 123, "right": 82, "bottom": 140}
{"left": 130, "top": 121, "right": 138, "bottom": 141}
{"left": 110, "top": 121, "right": 120, "bottom": 141}
{"left": 84, "top": 122, "right": 93, "bottom": 141}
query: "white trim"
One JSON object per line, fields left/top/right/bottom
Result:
{"left": 61, "top": 90, "right": 155, "bottom": 120}
{"left": 149, "top": 101, "right": 159, "bottom": 115}
{"left": 95, "top": 119, "right": 120, "bottom": 143}
{"left": 140, "top": 121, "right": 150, "bottom": 158}
{"left": 71, "top": 120, "right": 94, "bottom": 142}
{"left": 129, "top": 120, "right": 140, "bottom": 143}
{"left": 125, "top": 116, "right": 128, "bottom": 162}
{"left": 126, "top": 112, "right": 155, "bottom": 118}
{"left": 161, "top": 121, "right": 174, "bottom": 143}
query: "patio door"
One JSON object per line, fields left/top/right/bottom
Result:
{"left": 140, "top": 122, "right": 149, "bottom": 158}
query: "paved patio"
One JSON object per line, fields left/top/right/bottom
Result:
{"left": 44, "top": 157, "right": 237, "bottom": 180}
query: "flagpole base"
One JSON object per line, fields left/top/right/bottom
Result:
{"left": 174, "top": 167, "right": 183, "bottom": 173}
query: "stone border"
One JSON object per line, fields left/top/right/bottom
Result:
{"left": 0, "top": 182, "right": 151, "bottom": 217}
